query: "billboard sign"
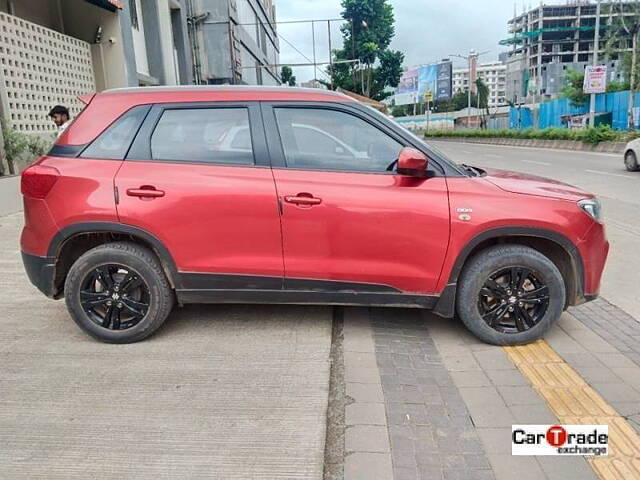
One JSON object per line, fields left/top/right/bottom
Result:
{"left": 584, "top": 65, "right": 607, "bottom": 94}
{"left": 395, "top": 67, "right": 420, "bottom": 106}
{"left": 436, "top": 62, "right": 453, "bottom": 100}
{"left": 395, "top": 61, "right": 452, "bottom": 106}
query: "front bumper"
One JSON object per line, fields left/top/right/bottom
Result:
{"left": 578, "top": 221, "right": 609, "bottom": 299}
{"left": 21, "top": 252, "right": 57, "bottom": 298}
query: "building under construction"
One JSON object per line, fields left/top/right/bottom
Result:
{"left": 503, "top": 0, "right": 633, "bottom": 103}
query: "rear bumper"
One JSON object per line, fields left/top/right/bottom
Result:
{"left": 21, "top": 252, "right": 57, "bottom": 298}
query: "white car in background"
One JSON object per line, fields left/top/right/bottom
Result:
{"left": 624, "top": 139, "right": 640, "bottom": 172}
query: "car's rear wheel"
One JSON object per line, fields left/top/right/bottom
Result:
{"left": 65, "top": 242, "right": 174, "bottom": 343}
{"left": 625, "top": 150, "right": 640, "bottom": 172}
{"left": 456, "top": 245, "right": 565, "bottom": 346}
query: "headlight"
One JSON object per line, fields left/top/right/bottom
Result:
{"left": 578, "top": 198, "right": 603, "bottom": 222}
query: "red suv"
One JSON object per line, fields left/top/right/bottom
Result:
{"left": 20, "top": 87, "right": 609, "bottom": 345}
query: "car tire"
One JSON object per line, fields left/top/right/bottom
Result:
{"left": 64, "top": 242, "right": 174, "bottom": 343}
{"left": 456, "top": 244, "right": 565, "bottom": 346}
{"left": 625, "top": 150, "right": 640, "bottom": 172}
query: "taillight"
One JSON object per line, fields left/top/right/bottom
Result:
{"left": 21, "top": 164, "right": 60, "bottom": 199}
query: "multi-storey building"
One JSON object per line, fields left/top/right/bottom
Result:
{"left": 503, "top": 1, "right": 629, "bottom": 103}
{"left": 452, "top": 61, "right": 508, "bottom": 108}
{"left": 186, "top": 0, "right": 280, "bottom": 85}
{"left": 0, "top": 0, "right": 193, "bottom": 135}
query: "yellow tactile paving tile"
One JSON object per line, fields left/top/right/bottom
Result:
{"left": 504, "top": 340, "right": 563, "bottom": 365}
{"left": 520, "top": 362, "right": 588, "bottom": 388}
{"left": 503, "top": 340, "right": 640, "bottom": 480}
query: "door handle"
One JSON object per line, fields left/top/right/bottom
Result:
{"left": 284, "top": 194, "right": 322, "bottom": 206}
{"left": 126, "top": 186, "right": 165, "bottom": 198}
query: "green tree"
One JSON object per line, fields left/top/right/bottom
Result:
{"left": 280, "top": 66, "right": 296, "bottom": 86}
{"left": 451, "top": 90, "right": 479, "bottom": 111}
{"left": 432, "top": 98, "right": 454, "bottom": 113}
{"left": 475, "top": 79, "right": 489, "bottom": 110}
{"left": 329, "top": 0, "right": 404, "bottom": 100}
{"left": 560, "top": 69, "right": 589, "bottom": 107}
{"left": 390, "top": 103, "right": 412, "bottom": 117}
{"left": 607, "top": 80, "right": 629, "bottom": 92}
{"left": 475, "top": 79, "right": 491, "bottom": 129}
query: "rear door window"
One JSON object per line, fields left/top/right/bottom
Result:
{"left": 81, "top": 105, "right": 150, "bottom": 160}
{"left": 150, "top": 108, "right": 254, "bottom": 165}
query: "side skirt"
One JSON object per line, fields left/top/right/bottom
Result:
{"left": 175, "top": 289, "right": 439, "bottom": 309}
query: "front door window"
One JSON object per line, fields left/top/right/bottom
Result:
{"left": 274, "top": 108, "right": 404, "bottom": 172}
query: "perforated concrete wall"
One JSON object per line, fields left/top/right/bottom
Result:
{"left": 0, "top": 12, "right": 96, "bottom": 134}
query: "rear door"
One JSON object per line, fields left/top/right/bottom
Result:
{"left": 263, "top": 103, "right": 451, "bottom": 295}
{"left": 115, "top": 102, "right": 284, "bottom": 287}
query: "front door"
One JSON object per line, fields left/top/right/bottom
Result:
{"left": 265, "top": 104, "right": 450, "bottom": 294}
{"left": 115, "top": 103, "right": 283, "bottom": 288}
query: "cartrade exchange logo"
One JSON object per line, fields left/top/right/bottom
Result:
{"left": 512, "top": 425, "right": 609, "bottom": 456}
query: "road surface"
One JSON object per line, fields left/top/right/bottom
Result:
{"left": 0, "top": 213, "right": 332, "bottom": 479}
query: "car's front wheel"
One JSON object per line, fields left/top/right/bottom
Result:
{"left": 64, "top": 242, "right": 174, "bottom": 343}
{"left": 456, "top": 245, "right": 565, "bottom": 346}
{"left": 625, "top": 150, "right": 640, "bottom": 172}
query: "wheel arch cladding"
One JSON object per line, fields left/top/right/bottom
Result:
{"left": 444, "top": 227, "right": 583, "bottom": 312}
{"left": 48, "top": 223, "right": 179, "bottom": 297}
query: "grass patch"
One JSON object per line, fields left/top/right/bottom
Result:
{"left": 423, "top": 126, "right": 640, "bottom": 145}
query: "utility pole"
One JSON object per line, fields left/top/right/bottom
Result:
{"left": 589, "top": 0, "right": 602, "bottom": 128}
{"left": 311, "top": 21, "right": 317, "bottom": 82}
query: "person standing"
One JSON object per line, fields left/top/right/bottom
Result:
{"left": 48, "top": 105, "right": 71, "bottom": 137}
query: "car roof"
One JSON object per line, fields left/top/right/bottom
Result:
{"left": 60, "top": 86, "right": 356, "bottom": 146}
{"left": 99, "top": 85, "right": 355, "bottom": 103}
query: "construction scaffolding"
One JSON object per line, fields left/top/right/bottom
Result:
{"left": 499, "top": 25, "right": 597, "bottom": 46}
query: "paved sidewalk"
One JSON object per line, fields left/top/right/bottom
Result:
{"left": 426, "top": 315, "right": 596, "bottom": 480}
{"left": 342, "top": 302, "right": 640, "bottom": 480}
{"left": 343, "top": 308, "right": 495, "bottom": 480}
{"left": 0, "top": 213, "right": 333, "bottom": 479}
{"left": 572, "top": 298, "right": 640, "bottom": 369}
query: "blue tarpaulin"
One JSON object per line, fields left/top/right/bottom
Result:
{"left": 510, "top": 91, "right": 640, "bottom": 130}
{"left": 510, "top": 107, "right": 534, "bottom": 129}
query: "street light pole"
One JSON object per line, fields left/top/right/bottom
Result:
{"left": 311, "top": 21, "right": 317, "bottom": 82}
{"left": 468, "top": 54, "right": 473, "bottom": 126}
{"left": 589, "top": 0, "right": 602, "bottom": 128}
{"left": 328, "top": 20, "right": 333, "bottom": 89}
{"left": 451, "top": 50, "right": 488, "bottom": 129}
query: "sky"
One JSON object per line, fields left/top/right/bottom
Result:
{"left": 273, "top": 0, "right": 557, "bottom": 84}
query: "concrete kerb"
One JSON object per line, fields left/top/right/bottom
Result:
{"left": 0, "top": 175, "right": 21, "bottom": 216}
{"left": 427, "top": 136, "right": 627, "bottom": 154}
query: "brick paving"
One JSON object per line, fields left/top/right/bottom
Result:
{"left": 550, "top": 302, "right": 640, "bottom": 436}
{"left": 571, "top": 298, "right": 640, "bottom": 367}
{"left": 425, "top": 314, "right": 597, "bottom": 480}
{"left": 341, "top": 299, "right": 640, "bottom": 480}
{"left": 370, "top": 308, "right": 494, "bottom": 480}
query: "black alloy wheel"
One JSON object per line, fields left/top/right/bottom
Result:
{"left": 79, "top": 264, "right": 150, "bottom": 331}
{"left": 478, "top": 266, "right": 550, "bottom": 334}
{"left": 456, "top": 244, "right": 565, "bottom": 346}
{"left": 66, "top": 242, "right": 174, "bottom": 343}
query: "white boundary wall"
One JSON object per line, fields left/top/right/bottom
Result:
{"left": 0, "top": 12, "right": 96, "bottom": 134}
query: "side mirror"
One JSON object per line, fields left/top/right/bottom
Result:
{"left": 397, "top": 147, "right": 428, "bottom": 176}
